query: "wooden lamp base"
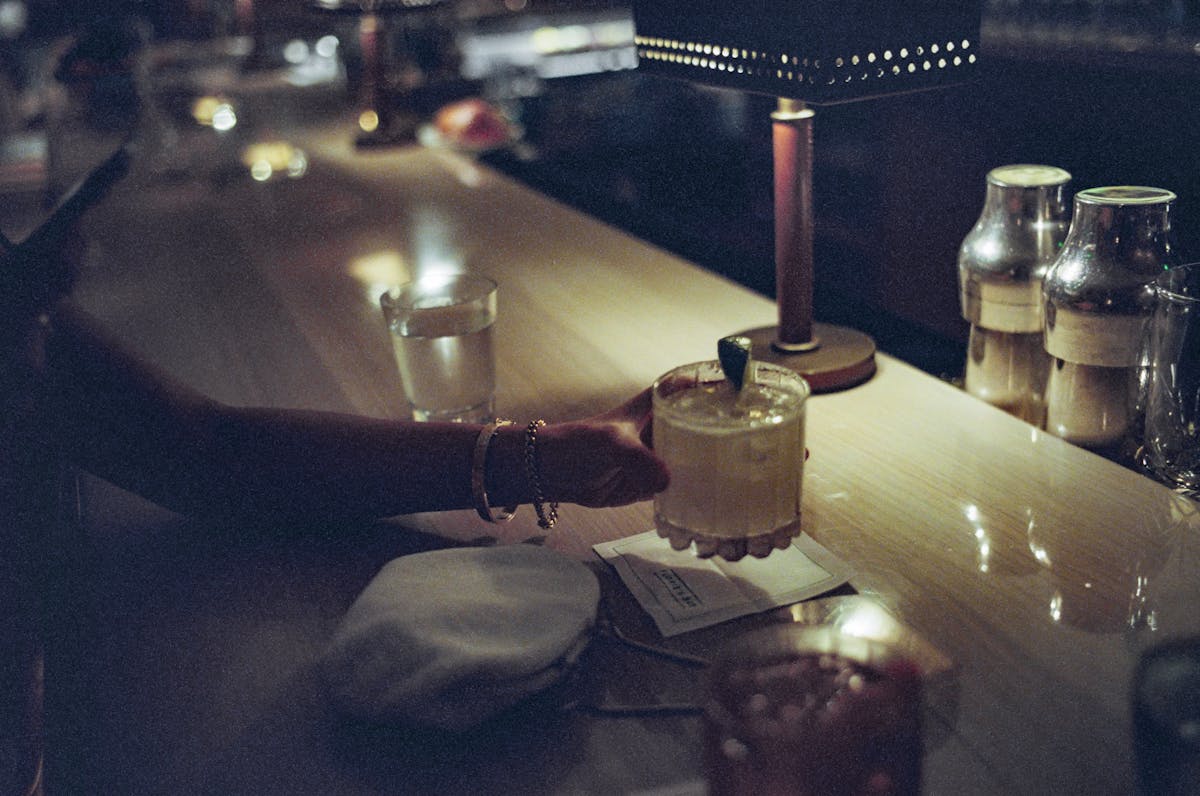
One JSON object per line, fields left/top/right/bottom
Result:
{"left": 739, "top": 322, "right": 876, "bottom": 393}
{"left": 766, "top": 98, "right": 876, "bottom": 394}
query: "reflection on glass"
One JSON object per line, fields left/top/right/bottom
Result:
{"left": 775, "top": 596, "right": 954, "bottom": 679}
{"left": 1028, "top": 498, "right": 1184, "bottom": 633}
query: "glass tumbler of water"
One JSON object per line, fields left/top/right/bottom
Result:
{"left": 380, "top": 273, "right": 498, "bottom": 423}
{"left": 1141, "top": 263, "right": 1200, "bottom": 493}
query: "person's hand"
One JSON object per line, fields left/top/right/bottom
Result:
{"left": 537, "top": 389, "right": 670, "bottom": 508}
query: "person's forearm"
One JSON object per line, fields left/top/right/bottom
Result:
{"left": 41, "top": 302, "right": 535, "bottom": 522}
{"left": 39, "top": 302, "right": 666, "bottom": 524}
{"left": 135, "top": 406, "right": 538, "bottom": 522}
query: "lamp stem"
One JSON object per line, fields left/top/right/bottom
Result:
{"left": 771, "top": 98, "right": 819, "bottom": 352}
{"left": 733, "top": 98, "right": 876, "bottom": 391}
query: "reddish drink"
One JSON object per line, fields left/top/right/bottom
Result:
{"left": 704, "top": 629, "right": 923, "bottom": 796}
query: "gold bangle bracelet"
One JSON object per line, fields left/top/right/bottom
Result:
{"left": 472, "top": 419, "right": 518, "bottom": 523}
{"left": 524, "top": 419, "right": 559, "bottom": 529}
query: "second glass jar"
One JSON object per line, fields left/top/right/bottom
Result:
{"left": 1042, "top": 186, "right": 1179, "bottom": 453}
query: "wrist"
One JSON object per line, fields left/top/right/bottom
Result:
{"left": 483, "top": 423, "right": 531, "bottom": 508}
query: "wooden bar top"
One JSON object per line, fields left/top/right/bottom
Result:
{"left": 50, "top": 116, "right": 1200, "bottom": 795}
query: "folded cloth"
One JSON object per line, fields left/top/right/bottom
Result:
{"left": 319, "top": 544, "right": 600, "bottom": 731}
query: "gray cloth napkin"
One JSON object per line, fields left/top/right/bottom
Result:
{"left": 319, "top": 544, "right": 600, "bottom": 731}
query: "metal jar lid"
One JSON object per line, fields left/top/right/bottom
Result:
{"left": 988, "top": 164, "right": 1072, "bottom": 189}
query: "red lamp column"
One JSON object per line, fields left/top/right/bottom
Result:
{"left": 741, "top": 98, "right": 876, "bottom": 393}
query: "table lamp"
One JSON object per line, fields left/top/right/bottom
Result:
{"left": 632, "top": 1, "right": 983, "bottom": 391}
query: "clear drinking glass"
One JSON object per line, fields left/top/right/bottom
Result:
{"left": 1141, "top": 263, "right": 1200, "bottom": 493}
{"left": 703, "top": 625, "right": 924, "bottom": 796}
{"left": 652, "top": 360, "right": 809, "bottom": 560}
{"left": 380, "top": 273, "right": 498, "bottom": 423}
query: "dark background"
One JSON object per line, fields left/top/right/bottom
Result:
{"left": 5, "top": 0, "right": 1200, "bottom": 378}
{"left": 479, "top": 1, "right": 1200, "bottom": 377}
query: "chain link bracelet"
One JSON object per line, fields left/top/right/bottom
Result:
{"left": 524, "top": 419, "right": 559, "bottom": 529}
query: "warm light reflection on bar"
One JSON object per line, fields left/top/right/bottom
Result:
{"left": 350, "top": 250, "right": 411, "bottom": 303}
{"left": 1030, "top": 541, "right": 1051, "bottom": 567}
{"left": 963, "top": 503, "right": 992, "bottom": 573}
{"left": 241, "top": 142, "right": 308, "bottom": 181}
{"left": 192, "top": 96, "right": 237, "bottom": 131}
{"left": 835, "top": 600, "right": 898, "bottom": 642}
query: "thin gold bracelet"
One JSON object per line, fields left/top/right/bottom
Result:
{"left": 472, "top": 419, "right": 517, "bottom": 523}
{"left": 524, "top": 419, "right": 559, "bottom": 529}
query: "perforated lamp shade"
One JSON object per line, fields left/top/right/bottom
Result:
{"left": 632, "top": 1, "right": 983, "bottom": 104}
{"left": 631, "top": 1, "right": 983, "bottom": 391}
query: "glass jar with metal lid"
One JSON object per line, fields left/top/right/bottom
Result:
{"left": 958, "top": 164, "right": 1072, "bottom": 424}
{"left": 1042, "top": 186, "right": 1178, "bottom": 452}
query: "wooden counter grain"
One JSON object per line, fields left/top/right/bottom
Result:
{"left": 46, "top": 120, "right": 1200, "bottom": 795}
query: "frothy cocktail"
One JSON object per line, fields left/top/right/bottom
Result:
{"left": 653, "top": 360, "right": 809, "bottom": 560}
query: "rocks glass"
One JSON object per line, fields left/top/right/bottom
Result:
{"left": 652, "top": 360, "right": 809, "bottom": 560}
{"left": 703, "top": 626, "right": 923, "bottom": 796}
